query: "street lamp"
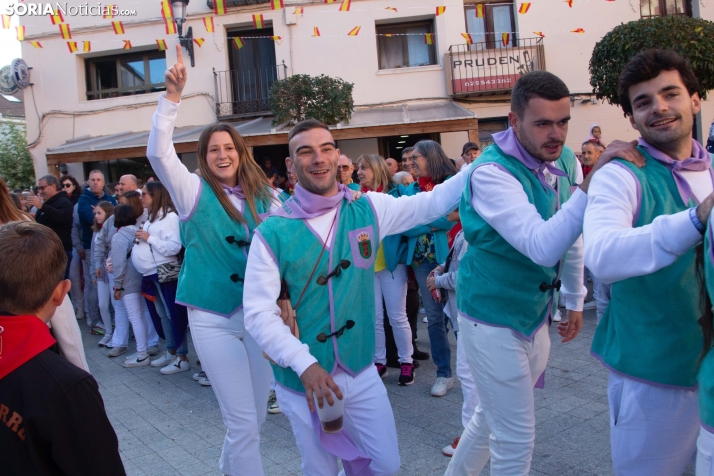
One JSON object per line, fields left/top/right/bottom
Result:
{"left": 171, "top": 0, "right": 195, "bottom": 67}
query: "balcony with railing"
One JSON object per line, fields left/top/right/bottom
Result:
{"left": 213, "top": 64, "right": 288, "bottom": 120}
{"left": 446, "top": 37, "right": 545, "bottom": 98}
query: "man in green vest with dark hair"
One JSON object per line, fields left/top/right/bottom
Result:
{"left": 243, "top": 119, "right": 468, "bottom": 475}
{"left": 585, "top": 49, "right": 714, "bottom": 475}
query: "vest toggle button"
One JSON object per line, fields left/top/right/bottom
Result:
{"left": 316, "top": 320, "right": 355, "bottom": 343}
{"left": 539, "top": 280, "right": 561, "bottom": 292}
{"left": 230, "top": 273, "right": 244, "bottom": 283}
{"left": 226, "top": 236, "right": 251, "bottom": 247}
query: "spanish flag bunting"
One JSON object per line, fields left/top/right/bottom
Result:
{"left": 424, "top": 33, "right": 434, "bottom": 45}
{"left": 475, "top": 4, "right": 485, "bottom": 18}
{"left": 16, "top": 26, "right": 25, "bottom": 41}
{"left": 203, "top": 17, "right": 215, "bottom": 32}
{"left": 324, "top": 0, "right": 337, "bottom": 3}
{"left": 112, "top": 21, "right": 125, "bottom": 34}
{"left": 534, "top": 31, "right": 545, "bottom": 37}
{"left": 312, "top": 26, "right": 320, "bottom": 36}
{"left": 271, "top": 0, "right": 284, "bottom": 10}
{"left": 214, "top": 0, "right": 228, "bottom": 15}
{"left": 2, "top": 14, "right": 10, "bottom": 29}
{"left": 164, "top": 17, "right": 177, "bottom": 35}
{"left": 59, "top": 23, "right": 71, "bottom": 39}
{"left": 123, "top": 40, "right": 132, "bottom": 49}
{"left": 83, "top": 41, "right": 91, "bottom": 52}
{"left": 156, "top": 39, "right": 168, "bottom": 51}
{"left": 461, "top": 32, "right": 474, "bottom": 44}
{"left": 436, "top": 6, "right": 446, "bottom": 16}
{"left": 385, "top": 7, "right": 397, "bottom": 12}
{"left": 104, "top": 4, "right": 115, "bottom": 18}
{"left": 340, "top": 0, "right": 351, "bottom": 11}
{"left": 271, "top": 35, "right": 282, "bottom": 41}
{"left": 252, "top": 14, "right": 265, "bottom": 29}
{"left": 67, "top": 41, "right": 78, "bottom": 53}
{"left": 518, "top": 3, "right": 531, "bottom": 14}
{"left": 565, "top": 0, "right": 573, "bottom": 7}
{"left": 160, "top": 0, "right": 172, "bottom": 20}
{"left": 49, "top": 9, "right": 64, "bottom": 25}
{"left": 385, "top": 33, "right": 394, "bottom": 37}
{"left": 347, "top": 26, "right": 360, "bottom": 36}
{"left": 294, "top": 7, "right": 304, "bottom": 14}
{"left": 233, "top": 37, "right": 245, "bottom": 49}
{"left": 193, "top": 38, "right": 205, "bottom": 47}
{"left": 571, "top": 27, "right": 585, "bottom": 33}
{"left": 501, "top": 32, "right": 510, "bottom": 46}
{"left": 30, "top": 41, "right": 42, "bottom": 48}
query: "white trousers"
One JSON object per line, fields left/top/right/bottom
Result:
{"left": 140, "top": 298, "right": 159, "bottom": 347}
{"left": 697, "top": 426, "right": 714, "bottom": 476}
{"left": 189, "top": 308, "right": 270, "bottom": 476}
{"left": 446, "top": 316, "right": 550, "bottom": 476}
{"left": 276, "top": 367, "right": 400, "bottom": 476}
{"left": 373, "top": 265, "right": 413, "bottom": 364}
{"left": 108, "top": 274, "right": 131, "bottom": 348}
{"left": 68, "top": 249, "right": 84, "bottom": 315}
{"left": 123, "top": 292, "right": 148, "bottom": 354}
{"left": 608, "top": 371, "right": 699, "bottom": 475}
{"left": 456, "top": 331, "right": 480, "bottom": 429}
{"left": 96, "top": 278, "right": 113, "bottom": 335}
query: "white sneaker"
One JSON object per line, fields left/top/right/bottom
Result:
{"left": 98, "top": 334, "right": 113, "bottom": 347}
{"left": 193, "top": 371, "right": 207, "bottom": 381}
{"left": 268, "top": 390, "right": 277, "bottom": 403}
{"left": 583, "top": 301, "right": 597, "bottom": 311}
{"left": 124, "top": 352, "right": 138, "bottom": 361}
{"left": 268, "top": 401, "right": 281, "bottom": 414}
{"left": 160, "top": 356, "right": 191, "bottom": 375}
{"left": 151, "top": 351, "right": 174, "bottom": 367}
{"left": 422, "top": 317, "right": 428, "bottom": 323}
{"left": 552, "top": 310, "right": 562, "bottom": 322}
{"left": 198, "top": 376, "right": 211, "bottom": 386}
{"left": 431, "top": 377, "right": 454, "bottom": 397}
{"left": 75, "top": 309, "right": 86, "bottom": 320}
{"left": 123, "top": 353, "right": 150, "bottom": 368}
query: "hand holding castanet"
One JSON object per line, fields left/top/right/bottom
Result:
{"left": 164, "top": 44, "right": 187, "bottom": 104}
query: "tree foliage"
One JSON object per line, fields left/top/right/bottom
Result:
{"left": 269, "top": 74, "right": 354, "bottom": 126}
{"left": 589, "top": 16, "right": 714, "bottom": 106}
{"left": 0, "top": 123, "right": 35, "bottom": 189}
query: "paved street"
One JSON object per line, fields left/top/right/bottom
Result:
{"left": 83, "top": 306, "right": 693, "bottom": 476}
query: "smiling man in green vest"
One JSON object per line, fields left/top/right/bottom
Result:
{"left": 584, "top": 49, "right": 714, "bottom": 475}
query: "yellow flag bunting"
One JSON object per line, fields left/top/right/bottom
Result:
{"left": 30, "top": 41, "right": 42, "bottom": 48}
{"left": 16, "top": 26, "right": 25, "bottom": 41}
{"left": 385, "top": 7, "right": 397, "bottom": 12}
{"left": 233, "top": 37, "right": 245, "bottom": 49}
{"left": 461, "top": 32, "right": 474, "bottom": 44}
{"left": 156, "top": 39, "right": 168, "bottom": 51}
{"left": 203, "top": 17, "right": 215, "bottom": 32}
{"left": 194, "top": 38, "right": 205, "bottom": 47}
{"left": 313, "top": 26, "right": 321, "bottom": 36}
{"left": 324, "top": 0, "right": 337, "bottom": 3}
{"left": 2, "top": 15, "right": 10, "bottom": 29}
{"left": 59, "top": 23, "right": 71, "bottom": 39}
{"left": 475, "top": 5, "right": 485, "bottom": 18}
{"left": 340, "top": 0, "right": 351, "bottom": 11}
{"left": 501, "top": 32, "right": 510, "bottom": 46}
{"left": 294, "top": 7, "right": 304, "bottom": 14}
{"left": 112, "top": 21, "right": 125, "bottom": 35}
{"left": 436, "top": 6, "right": 446, "bottom": 16}
{"left": 571, "top": 28, "right": 585, "bottom": 33}
{"left": 347, "top": 26, "right": 360, "bottom": 36}
{"left": 123, "top": 40, "right": 132, "bottom": 49}
{"left": 424, "top": 33, "right": 434, "bottom": 45}
{"left": 67, "top": 41, "right": 78, "bottom": 52}
{"left": 518, "top": 3, "right": 531, "bottom": 14}
{"left": 271, "top": 36, "right": 282, "bottom": 41}
{"left": 214, "top": 0, "right": 227, "bottom": 15}
{"left": 164, "top": 17, "right": 177, "bottom": 35}
{"left": 49, "top": 10, "right": 64, "bottom": 25}
{"left": 271, "top": 0, "right": 284, "bottom": 10}
{"left": 83, "top": 41, "right": 91, "bottom": 52}
{"left": 104, "top": 4, "right": 115, "bottom": 18}
{"left": 534, "top": 31, "right": 545, "bottom": 37}
{"left": 253, "top": 14, "right": 265, "bottom": 29}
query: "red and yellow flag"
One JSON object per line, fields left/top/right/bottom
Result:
{"left": 340, "top": 0, "right": 351, "bottom": 11}
{"left": 501, "top": 32, "right": 510, "bottom": 46}
{"left": 104, "top": 4, "right": 115, "bottom": 18}
{"left": 271, "top": 0, "right": 284, "bottom": 10}
{"left": 518, "top": 3, "right": 531, "bottom": 14}
{"left": 386, "top": 7, "right": 398, "bottom": 12}
{"left": 30, "top": 41, "right": 42, "bottom": 48}
{"left": 271, "top": 35, "right": 282, "bottom": 41}
{"left": 1, "top": 15, "right": 10, "bottom": 29}
{"left": 16, "top": 26, "right": 25, "bottom": 41}
{"left": 203, "top": 17, "right": 215, "bottom": 32}
{"left": 123, "top": 40, "right": 132, "bottom": 49}
{"left": 83, "top": 41, "right": 91, "bottom": 52}
{"left": 436, "top": 6, "right": 446, "bottom": 16}
{"left": 534, "top": 31, "right": 545, "bottom": 37}
{"left": 160, "top": 0, "right": 172, "bottom": 20}
{"left": 67, "top": 41, "right": 78, "bottom": 53}
{"left": 384, "top": 33, "right": 394, "bottom": 37}
{"left": 193, "top": 38, "right": 205, "bottom": 47}
{"left": 461, "top": 32, "right": 474, "bottom": 44}
{"left": 565, "top": 0, "right": 573, "bottom": 7}
{"left": 294, "top": 7, "right": 304, "bottom": 14}
{"left": 214, "top": 0, "right": 227, "bottom": 15}
{"left": 312, "top": 26, "right": 320, "bottom": 36}
{"left": 49, "top": 9, "right": 64, "bottom": 25}
{"left": 156, "top": 39, "right": 168, "bottom": 51}
{"left": 475, "top": 4, "right": 485, "bottom": 18}
{"left": 424, "top": 33, "right": 434, "bottom": 45}
{"left": 233, "top": 37, "right": 245, "bottom": 49}
{"left": 252, "top": 14, "right": 264, "bottom": 29}
{"left": 59, "top": 23, "right": 71, "bottom": 39}
{"left": 347, "top": 26, "right": 360, "bottom": 36}
{"left": 571, "top": 27, "right": 585, "bottom": 33}
{"left": 112, "top": 21, "right": 125, "bottom": 34}
{"left": 324, "top": 0, "right": 337, "bottom": 3}
{"left": 164, "top": 17, "right": 177, "bottom": 35}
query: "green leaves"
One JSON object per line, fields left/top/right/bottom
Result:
{"left": 589, "top": 16, "right": 714, "bottom": 106}
{"left": 269, "top": 74, "right": 355, "bottom": 126}
{"left": 0, "top": 123, "right": 35, "bottom": 190}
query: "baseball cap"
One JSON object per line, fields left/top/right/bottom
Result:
{"left": 462, "top": 142, "right": 480, "bottom": 155}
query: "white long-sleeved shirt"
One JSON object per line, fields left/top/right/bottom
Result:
{"left": 131, "top": 212, "right": 182, "bottom": 276}
{"left": 470, "top": 164, "right": 588, "bottom": 311}
{"left": 584, "top": 163, "right": 710, "bottom": 284}
{"left": 244, "top": 171, "right": 468, "bottom": 378}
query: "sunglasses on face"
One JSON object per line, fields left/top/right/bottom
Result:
{"left": 339, "top": 165, "right": 352, "bottom": 171}
{"left": 62, "top": 183, "right": 73, "bottom": 188}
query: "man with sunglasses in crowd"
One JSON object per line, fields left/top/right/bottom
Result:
{"left": 338, "top": 154, "right": 360, "bottom": 191}
{"left": 243, "top": 120, "right": 468, "bottom": 476}
{"left": 29, "top": 175, "right": 74, "bottom": 279}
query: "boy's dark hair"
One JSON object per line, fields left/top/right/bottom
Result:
{"left": 0, "top": 221, "right": 67, "bottom": 314}
{"left": 113, "top": 204, "right": 137, "bottom": 227}
{"left": 618, "top": 49, "right": 700, "bottom": 117}
{"left": 511, "top": 71, "right": 570, "bottom": 118}
{"left": 288, "top": 119, "right": 330, "bottom": 143}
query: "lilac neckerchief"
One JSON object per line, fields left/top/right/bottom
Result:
{"left": 221, "top": 183, "right": 246, "bottom": 200}
{"left": 272, "top": 182, "right": 354, "bottom": 219}
{"left": 492, "top": 128, "right": 568, "bottom": 192}
{"left": 638, "top": 138, "right": 712, "bottom": 205}
{"left": 309, "top": 410, "right": 374, "bottom": 476}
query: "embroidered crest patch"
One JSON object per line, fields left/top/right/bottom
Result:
{"left": 357, "top": 232, "right": 372, "bottom": 259}
{"left": 348, "top": 225, "right": 376, "bottom": 269}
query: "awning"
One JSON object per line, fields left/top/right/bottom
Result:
{"left": 45, "top": 99, "right": 478, "bottom": 165}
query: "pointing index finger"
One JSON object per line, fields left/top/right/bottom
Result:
{"left": 176, "top": 43, "right": 184, "bottom": 65}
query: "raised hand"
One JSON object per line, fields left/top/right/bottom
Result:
{"left": 579, "top": 140, "right": 646, "bottom": 193}
{"left": 164, "top": 43, "right": 187, "bottom": 104}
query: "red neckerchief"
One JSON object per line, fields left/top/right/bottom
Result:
{"left": 448, "top": 221, "right": 462, "bottom": 249}
{"left": 360, "top": 184, "right": 384, "bottom": 193}
{"left": 418, "top": 176, "right": 436, "bottom": 192}
{"left": 582, "top": 165, "right": 593, "bottom": 177}
{"left": 0, "top": 314, "right": 56, "bottom": 380}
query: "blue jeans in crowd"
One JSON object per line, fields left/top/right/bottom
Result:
{"left": 413, "top": 260, "right": 452, "bottom": 378}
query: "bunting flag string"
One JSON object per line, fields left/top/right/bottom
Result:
{"left": 156, "top": 39, "right": 167, "bottom": 50}
{"left": 193, "top": 37, "right": 205, "bottom": 47}
{"left": 160, "top": 0, "right": 172, "bottom": 21}
{"left": 112, "top": 21, "right": 125, "bottom": 35}
{"left": 271, "top": 0, "right": 284, "bottom": 10}
{"left": 30, "top": 41, "right": 42, "bottom": 48}
{"left": 385, "top": 7, "right": 398, "bottom": 12}
{"left": 123, "top": 39, "right": 132, "bottom": 49}
{"left": 324, "top": 0, "right": 337, "bottom": 3}
{"left": 103, "top": 4, "right": 115, "bottom": 19}
{"left": 271, "top": 35, "right": 282, "bottom": 41}
{"left": 164, "top": 17, "right": 177, "bottom": 34}
{"left": 566, "top": 0, "right": 574, "bottom": 7}
{"left": 214, "top": 0, "right": 228, "bottom": 15}
{"left": 501, "top": 32, "right": 510, "bottom": 46}
{"left": 253, "top": 14, "right": 265, "bottom": 29}
{"left": 2, "top": 14, "right": 11, "bottom": 29}
{"left": 518, "top": 3, "right": 531, "bottom": 14}
{"left": 436, "top": 6, "right": 446, "bottom": 16}
{"left": 83, "top": 41, "right": 91, "bottom": 52}
{"left": 424, "top": 33, "right": 434, "bottom": 45}
{"left": 475, "top": 4, "right": 485, "bottom": 18}
{"left": 347, "top": 26, "right": 360, "bottom": 36}
{"left": 313, "top": 26, "right": 321, "bottom": 36}
{"left": 534, "top": 31, "right": 545, "bottom": 37}
{"left": 340, "top": 0, "right": 351, "bottom": 12}
{"left": 294, "top": 7, "right": 304, "bottom": 14}
{"left": 49, "top": 10, "right": 64, "bottom": 25}
{"left": 16, "top": 26, "right": 25, "bottom": 41}
{"left": 59, "top": 23, "right": 71, "bottom": 39}
{"left": 67, "top": 41, "right": 77, "bottom": 52}
{"left": 233, "top": 37, "right": 245, "bottom": 49}
{"left": 203, "top": 17, "right": 215, "bottom": 32}
{"left": 461, "top": 32, "right": 474, "bottom": 44}
{"left": 571, "top": 27, "right": 585, "bottom": 33}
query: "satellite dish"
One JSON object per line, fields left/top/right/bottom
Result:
{"left": 0, "top": 65, "right": 18, "bottom": 95}
{"left": 10, "top": 58, "right": 31, "bottom": 90}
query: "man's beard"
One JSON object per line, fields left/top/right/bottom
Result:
{"left": 640, "top": 112, "right": 692, "bottom": 153}
{"left": 516, "top": 130, "right": 563, "bottom": 162}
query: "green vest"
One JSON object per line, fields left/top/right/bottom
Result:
{"left": 699, "top": 221, "right": 714, "bottom": 430}
{"left": 257, "top": 198, "right": 378, "bottom": 393}
{"left": 457, "top": 144, "right": 565, "bottom": 338}
{"left": 591, "top": 149, "right": 702, "bottom": 388}
{"left": 177, "top": 179, "right": 271, "bottom": 317}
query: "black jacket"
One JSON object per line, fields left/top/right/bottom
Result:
{"left": 34, "top": 191, "right": 74, "bottom": 251}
